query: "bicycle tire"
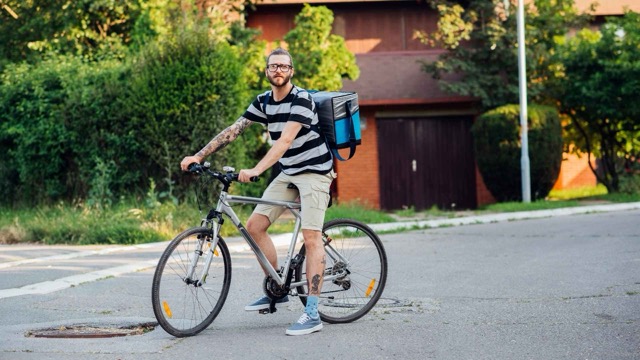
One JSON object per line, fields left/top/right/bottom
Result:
{"left": 151, "top": 227, "right": 232, "bottom": 337}
{"left": 294, "top": 218, "right": 388, "bottom": 324}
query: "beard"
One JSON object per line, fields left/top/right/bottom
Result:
{"left": 267, "top": 72, "right": 292, "bottom": 87}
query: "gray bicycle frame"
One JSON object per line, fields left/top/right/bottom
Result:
{"left": 191, "top": 187, "right": 350, "bottom": 291}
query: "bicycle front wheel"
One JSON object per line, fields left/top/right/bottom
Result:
{"left": 294, "top": 219, "right": 388, "bottom": 324}
{"left": 151, "top": 227, "right": 232, "bottom": 337}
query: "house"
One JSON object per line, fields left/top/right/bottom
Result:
{"left": 245, "top": 0, "right": 636, "bottom": 209}
{"left": 247, "top": 0, "right": 483, "bottom": 210}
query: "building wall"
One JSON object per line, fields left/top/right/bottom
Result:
{"left": 476, "top": 166, "right": 496, "bottom": 206}
{"left": 334, "top": 109, "right": 381, "bottom": 208}
{"left": 553, "top": 152, "right": 597, "bottom": 190}
{"left": 573, "top": 0, "right": 640, "bottom": 15}
{"left": 246, "top": 1, "right": 435, "bottom": 53}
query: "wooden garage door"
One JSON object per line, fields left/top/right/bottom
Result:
{"left": 377, "top": 117, "right": 477, "bottom": 210}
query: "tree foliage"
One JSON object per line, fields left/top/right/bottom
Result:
{"left": 0, "top": 57, "right": 138, "bottom": 203}
{"left": 0, "top": 0, "right": 173, "bottom": 68}
{"left": 126, "top": 23, "right": 250, "bottom": 200}
{"left": 284, "top": 4, "right": 359, "bottom": 91}
{"left": 0, "top": 2, "right": 267, "bottom": 205}
{"left": 555, "top": 11, "right": 640, "bottom": 193}
{"left": 417, "top": 0, "right": 589, "bottom": 110}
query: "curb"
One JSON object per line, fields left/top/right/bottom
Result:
{"left": 367, "top": 201, "right": 640, "bottom": 233}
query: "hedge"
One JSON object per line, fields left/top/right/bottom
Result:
{"left": 472, "top": 104, "right": 563, "bottom": 201}
{"left": 0, "top": 26, "right": 264, "bottom": 206}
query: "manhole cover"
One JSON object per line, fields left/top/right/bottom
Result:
{"left": 27, "top": 323, "right": 156, "bottom": 338}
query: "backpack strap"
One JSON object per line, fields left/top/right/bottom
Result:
{"left": 261, "top": 91, "right": 271, "bottom": 116}
{"left": 331, "top": 99, "right": 357, "bottom": 161}
{"left": 300, "top": 89, "right": 335, "bottom": 162}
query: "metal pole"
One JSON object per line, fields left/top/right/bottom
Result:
{"left": 517, "top": 0, "right": 531, "bottom": 202}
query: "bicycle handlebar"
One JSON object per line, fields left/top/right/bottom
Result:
{"left": 186, "top": 162, "right": 259, "bottom": 184}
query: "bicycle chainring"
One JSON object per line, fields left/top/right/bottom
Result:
{"left": 262, "top": 275, "right": 289, "bottom": 300}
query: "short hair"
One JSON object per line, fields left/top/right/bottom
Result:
{"left": 266, "top": 47, "right": 294, "bottom": 68}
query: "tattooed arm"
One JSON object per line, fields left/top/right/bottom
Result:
{"left": 180, "top": 117, "right": 253, "bottom": 171}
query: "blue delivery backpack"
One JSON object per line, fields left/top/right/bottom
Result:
{"left": 262, "top": 90, "right": 361, "bottom": 161}
{"left": 309, "top": 91, "right": 361, "bottom": 161}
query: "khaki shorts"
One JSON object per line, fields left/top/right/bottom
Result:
{"left": 253, "top": 170, "right": 336, "bottom": 231}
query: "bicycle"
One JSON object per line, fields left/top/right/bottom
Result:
{"left": 151, "top": 162, "right": 388, "bottom": 337}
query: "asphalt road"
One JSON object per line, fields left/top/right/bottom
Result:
{"left": 0, "top": 209, "right": 638, "bottom": 360}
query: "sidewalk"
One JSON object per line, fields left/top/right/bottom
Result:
{"left": 366, "top": 201, "right": 640, "bottom": 233}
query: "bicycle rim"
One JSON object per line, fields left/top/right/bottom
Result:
{"left": 295, "top": 219, "right": 388, "bottom": 324}
{"left": 151, "top": 227, "right": 232, "bottom": 337}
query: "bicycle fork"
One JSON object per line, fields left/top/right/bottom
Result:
{"left": 185, "top": 227, "right": 221, "bottom": 287}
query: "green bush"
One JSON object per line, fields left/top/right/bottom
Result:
{"left": 619, "top": 174, "right": 640, "bottom": 195}
{"left": 0, "top": 23, "right": 266, "bottom": 205}
{"left": 472, "top": 104, "right": 563, "bottom": 201}
{"left": 0, "top": 57, "right": 146, "bottom": 204}
{"left": 124, "top": 24, "right": 253, "bottom": 200}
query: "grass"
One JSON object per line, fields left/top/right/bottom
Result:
{"left": 479, "top": 199, "right": 582, "bottom": 212}
{"left": 547, "top": 184, "right": 608, "bottom": 200}
{"left": 0, "top": 200, "right": 393, "bottom": 245}
{"left": 0, "top": 184, "right": 637, "bottom": 245}
{"left": 325, "top": 202, "right": 395, "bottom": 223}
{"left": 0, "top": 201, "right": 203, "bottom": 245}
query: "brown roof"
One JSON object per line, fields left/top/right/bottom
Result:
{"left": 341, "top": 51, "right": 470, "bottom": 105}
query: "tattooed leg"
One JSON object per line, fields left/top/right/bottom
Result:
{"left": 302, "top": 229, "right": 325, "bottom": 296}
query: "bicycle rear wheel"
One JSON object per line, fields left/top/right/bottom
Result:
{"left": 294, "top": 219, "right": 388, "bottom": 323}
{"left": 151, "top": 227, "right": 232, "bottom": 337}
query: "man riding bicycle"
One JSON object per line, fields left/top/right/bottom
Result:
{"left": 180, "top": 47, "right": 335, "bottom": 336}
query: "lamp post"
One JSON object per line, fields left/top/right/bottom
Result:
{"left": 517, "top": 0, "right": 531, "bottom": 202}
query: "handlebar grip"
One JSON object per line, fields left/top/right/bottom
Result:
{"left": 187, "top": 163, "right": 201, "bottom": 172}
{"left": 230, "top": 174, "right": 260, "bottom": 182}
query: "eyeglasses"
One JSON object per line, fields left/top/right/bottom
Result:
{"left": 267, "top": 64, "right": 293, "bottom": 73}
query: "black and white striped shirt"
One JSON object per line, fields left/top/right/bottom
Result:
{"left": 242, "top": 85, "right": 333, "bottom": 175}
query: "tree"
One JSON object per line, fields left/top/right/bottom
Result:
{"left": 416, "top": 0, "right": 589, "bottom": 111}
{"left": 555, "top": 11, "right": 640, "bottom": 193}
{"left": 284, "top": 4, "right": 359, "bottom": 91}
{"left": 0, "top": 0, "right": 169, "bottom": 68}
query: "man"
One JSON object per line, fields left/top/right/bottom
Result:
{"left": 180, "top": 48, "right": 335, "bottom": 336}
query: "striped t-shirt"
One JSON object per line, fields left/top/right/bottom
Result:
{"left": 242, "top": 85, "right": 333, "bottom": 175}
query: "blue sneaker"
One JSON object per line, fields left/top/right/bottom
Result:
{"left": 285, "top": 313, "right": 323, "bottom": 336}
{"left": 244, "top": 295, "right": 289, "bottom": 311}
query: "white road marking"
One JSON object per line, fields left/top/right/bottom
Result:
{"left": 0, "top": 234, "right": 295, "bottom": 299}
{"left": 0, "top": 260, "right": 157, "bottom": 300}
{"left": 0, "top": 241, "right": 169, "bottom": 270}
